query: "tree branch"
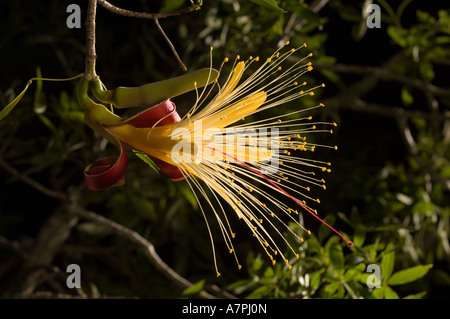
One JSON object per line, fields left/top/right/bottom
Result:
{"left": 76, "top": 208, "right": 236, "bottom": 299}
{"left": 314, "top": 62, "right": 450, "bottom": 97}
{"left": 0, "top": 158, "right": 67, "bottom": 201}
{"left": 85, "top": 0, "right": 98, "bottom": 79}
{"left": 97, "top": 0, "right": 201, "bottom": 20}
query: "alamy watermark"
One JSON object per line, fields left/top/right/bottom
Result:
{"left": 66, "top": 264, "right": 81, "bottom": 289}
{"left": 170, "top": 120, "right": 280, "bottom": 174}
{"left": 366, "top": 264, "right": 381, "bottom": 288}
{"left": 366, "top": 4, "right": 381, "bottom": 29}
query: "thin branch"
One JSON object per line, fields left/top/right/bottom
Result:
{"left": 97, "top": 0, "right": 201, "bottom": 20}
{"left": 0, "top": 157, "right": 67, "bottom": 201}
{"left": 314, "top": 62, "right": 450, "bottom": 97}
{"left": 76, "top": 208, "right": 236, "bottom": 299}
{"left": 85, "top": 0, "right": 98, "bottom": 79}
{"left": 325, "top": 98, "right": 450, "bottom": 121}
{"left": 153, "top": 18, "right": 187, "bottom": 71}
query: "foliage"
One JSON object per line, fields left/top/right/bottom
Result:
{"left": 0, "top": 0, "right": 449, "bottom": 299}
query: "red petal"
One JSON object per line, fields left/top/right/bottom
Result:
{"left": 149, "top": 156, "right": 186, "bottom": 181}
{"left": 84, "top": 143, "right": 128, "bottom": 191}
{"left": 125, "top": 99, "right": 185, "bottom": 181}
{"left": 125, "top": 100, "right": 181, "bottom": 128}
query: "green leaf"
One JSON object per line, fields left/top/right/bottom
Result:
{"left": 344, "top": 263, "right": 365, "bottom": 281}
{"left": 353, "top": 224, "right": 366, "bottom": 247}
{"left": 372, "top": 286, "right": 385, "bottom": 299}
{"left": 249, "top": 0, "right": 285, "bottom": 13}
{"left": 133, "top": 150, "right": 160, "bottom": 173}
{"left": 160, "top": 0, "right": 185, "bottom": 13}
{"left": 182, "top": 279, "right": 205, "bottom": 296}
{"left": 388, "top": 264, "right": 433, "bottom": 285}
{"left": 403, "top": 291, "right": 427, "bottom": 299}
{"left": 246, "top": 285, "right": 271, "bottom": 299}
{"left": 0, "top": 80, "right": 33, "bottom": 120}
{"left": 385, "top": 285, "right": 399, "bottom": 299}
{"left": 419, "top": 60, "right": 435, "bottom": 81}
{"left": 401, "top": 86, "right": 414, "bottom": 106}
{"left": 310, "top": 269, "right": 325, "bottom": 290}
{"left": 327, "top": 239, "right": 344, "bottom": 276}
{"left": 381, "top": 243, "right": 395, "bottom": 281}
{"left": 1, "top": 74, "right": 83, "bottom": 121}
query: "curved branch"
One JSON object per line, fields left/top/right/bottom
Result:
{"left": 76, "top": 208, "right": 236, "bottom": 299}
{"left": 97, "top": 0, "right": 201, "bottom": 20}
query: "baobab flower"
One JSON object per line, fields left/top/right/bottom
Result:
{"left": 81, "top": 42, "right": 353, "bottom": 277}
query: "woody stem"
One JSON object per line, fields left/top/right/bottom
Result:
{"left": 85, "top": 0, "right": 98, "bottom": 80}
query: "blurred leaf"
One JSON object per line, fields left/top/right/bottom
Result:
{"left": 246, "top": 285, "right": 271, "bottom": 298}
{"left": 385, "top": 285, "right": 400, "bottom": 299}
{"left": 401, "top": 86, "right": 414, "bottom": 106}
{"left": 327, "top": 239, "right": 344, "bottom": 276}
{"left": 403, "top": 291, "right": 427, "bottom": 299}
{"left": 182, "top": 279, "right": 205, "bottom": 296}
{"left": 77, "top": 222, "right": 111, "bottom": 236}
{"left": 344, "top": 263, "right": 365, "bottom": 281}
{"left": 353, "top": 224, "right": 366, "bottom": 247}
{"left": 372, "top": 286, "right": 385, "bottom": 299}
{"left": 249, "top": 0, "right": 285, "bottom": 13}
{"left": 388, "top": 264, "right": 433, "bottom": 285}
{"left": 131, "top": 195, "right": 157, "bottom": 221}
{"left": 310, "top": 269, "right": 325, "bottom": 290}
{"left": 419, "top": 59, "right": 435, "bottom": 81}
{"left": 160, "top": 0, "right": 185, "bottom": 13}
{"left": 381, "top": 243, "right": 395, "bottom": 280}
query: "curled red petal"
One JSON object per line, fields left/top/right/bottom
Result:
{"left": 149, "top": 156, "right": 186, "bottom": 181}
{"left": 125, "top": 99, "right": 181, "bottom": 128}
{"left": 124, "top": 99, "right": 185, "bottom": 181}
{"left": 84, "top": 143, "right": 128, "bottom": 191}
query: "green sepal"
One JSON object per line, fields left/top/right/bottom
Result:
{"left": 91, "top": 68, "right": 219, "bottom": 108}
{"left": 76, "top": 77, "right": 123, "bottom": 146}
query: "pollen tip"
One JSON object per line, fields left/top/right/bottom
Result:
{"left": 321, "top": 83, "right": 325, "bottom": 87}
{"left": 272, "top": 260, "right": 276, "bottom": 265}
{"left": 323, "top": 185, "right": 326, "bottom": 190}
{"left": 334, "top": 145, "right": 338, "bottom": 150}
{"left": 288, "top": 265, "right": 292, "bottom": 270}
{"left": 290, "top": 48, "right": 295, "bottom": 52}
{"left": 285, "top": 40, "right": 290, "bottom": 45}
{"left": 238, "top": 265, "right": 242, "bottom": 270}
{"left": 307, "top": 66, "right": 313, "bottom": 71}
{"left": 320, "top": 103, "right": 325, "bottom": 107}
{"left": 224, "top": 57, "right": 229, "bottom": 62}
{"left": 236, "top": 54, "right": 240, "bottom": 60}
{"left": 255, "top": 56, "right": 260, "bottom": 61}
{"left": 303, "top": 43, "right": 307, "bottom": 47}
{"left": 217, "top": 272, "right": 221, "bottom": 277}
{"left": 296, "top": 253, "right": 300, "bottom": 259}
{"left": 300, "top": 238, "right": 304, "bottom": 243}
{"left": 210, "top": 46, "right": 213, "bottom": 51}
{"left": 333, "top": 122, "right": 337, "bottom": 126}
{"left": 293, "top": 81, "right": 298, "bottom": 86}
{"left": 267, "top": 57, "right": 272, "bottom": 62}
{"left": 308, "top": 52, "right": 313, "bottom": 57}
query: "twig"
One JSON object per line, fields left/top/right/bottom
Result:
{"left": 97, "top": 0, "right": 201, "bottom": 19}
{"left": 0, "top": 158, "right": 67, "bottom": 201}
{"left": 314, "top": 62, "right": 450, "bottom": 97}
{"left": 153, "top": 18, "right": 187, "bottom": 71}
{"left": 85, "top": 0, "right": 98, "bottom": 79}
{"left": 76, "top": 208, "right": 236, "bottom": 299}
